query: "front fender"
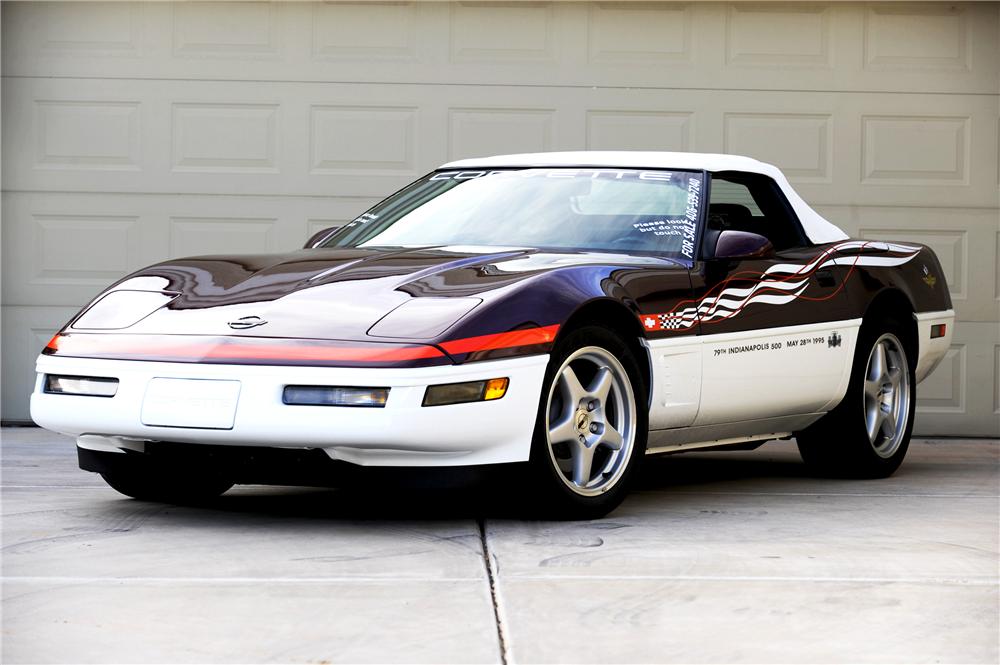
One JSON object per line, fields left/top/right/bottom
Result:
{"left": 433, "top": 265, "right": 639, "bottom": 363}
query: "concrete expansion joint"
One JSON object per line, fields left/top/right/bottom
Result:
{"left": 478, "top": 518, "right": 511, "bottom": 665}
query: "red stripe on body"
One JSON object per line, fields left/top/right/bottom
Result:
{"left": 439, "top": 324, "right": 560, "bottom": 355}
{"left": 44, "top": 324, "right": 561, "bottom": 364}
{"left": 45, "top": 334, "right": 444, "bottom": 363}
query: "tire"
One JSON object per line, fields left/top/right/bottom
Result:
{"left": 797, "top": 315, "right": 915, "bottom": 478}
{"left": 100, "top": 459, "right": 233, "bottom": 504}
{"left": 526, "top": 325, "right": 648, "bottom": 519}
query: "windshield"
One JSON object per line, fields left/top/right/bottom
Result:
{"left": 322, "top": 168, "right": 705, "bottom": 258}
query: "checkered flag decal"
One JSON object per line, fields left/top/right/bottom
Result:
{"left": 658, "top": 314, "right": 686, "bottom": 330}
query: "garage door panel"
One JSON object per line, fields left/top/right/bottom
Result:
{"left": 3, "top": 77, "right": 443, "bottom": 198}
{"left": 171, "top": 1, "right": 282, "bottom": 61}
{"left": 862, "top": 4, "right": 972, "bottom": 73}
{"left": 1, "top": 192, "right": 376, "bottom": 308}
{"left": 586, "top": 111, "right": 693, "bottom": 152}
{"left": 169, "top": 216, "right": 278, "bottom": 257}
{"left": 448, "top": 107, "right": 555, "bottom": 160}
{"left": 860, "top": 114, "right": 970, "bottom": 186}
{"left": 5, "top": 77, "right": 998, "bottom": 208}
{"left": 723, "top": 112, "right": 833, "bottom": 184}
{"left": 33, "top": 100, "right": 142, "bottom": 172}
{"left": 702, "top": 90, "right": 999, "bottom": 209}
{"left": 913, "top": 321, "right": 1000, "bottom": 437}
{"left": 309, "top": 105, "right": 419, "bottom": 176}
{"left": 0, "top": 306, "right": 80, "bottom": 423}
{"left": 4, "top": 3, "right": 997, "bottom": 95}
{"left": 587, "top": 2, "right": 693, "bottom": 66}
{"left": 995, "top": 230, "right": 1000, "bottom": 303}
{"left": 311, "top": 2, "right": 422, "bottom": 63}
{"left": 171, "top": 102, "right": 281, "bottom": 174}
{"left": 1, "top": 195, "right": 168, "bottom": 308}
{"left": 724, "top": 3, "right": 832, "bottom": 68}
{"left": 449, "top": 2, "right": 556, "bottom": 64}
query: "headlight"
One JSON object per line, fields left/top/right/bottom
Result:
{"left": 282, "top": 385, "right": 390, "bottom": 408}
{"left": 72, "top": 290, "right": 177, "bottom": 330}
{"left": 423, "top": 378, "right": 508, "bottom": 407}
{"left": 44, "top": 375, "right": 119, "bottom": 397}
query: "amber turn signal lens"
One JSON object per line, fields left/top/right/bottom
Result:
{"left": 423, "top": 378, "right": 509, "bottom": 407}
{"left": 483, "top": 377, "right": 509, "bottom": 401}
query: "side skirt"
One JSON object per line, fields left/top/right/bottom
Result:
{"left": 645, "top": 412, "right": 824, "bottom": 455}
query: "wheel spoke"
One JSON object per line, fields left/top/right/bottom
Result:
{"left": 601, "top": 423, "right": 624, "bottom": 451}
{"left": 870, "top": 341, "right": 887, "bottom": 381}
{"left": 864, "top": 378, "right": 881, "bottom": 401}
{"left": 886, "top": 366, "right": 903, "bottom": 391}
{"left": 880, "top": 408, "right": 897, "bottom": 439}
{"left": 588, "top": 366, "right": 614, "bottom": 404}
{"left": 571, "top": 442, "right": 595, "bottom": 488}
{"left": 865, "top": 405, "right": 882, "bottom": 442}
{"left": 559, "top": 365, "right": 587, "bottom": 407}
{"left": 548, "top": 413, "right": 578, "bottom": 445}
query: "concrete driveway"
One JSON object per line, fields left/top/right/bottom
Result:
{"left": 2, "top": 428, "right": 997, "bottom": 664}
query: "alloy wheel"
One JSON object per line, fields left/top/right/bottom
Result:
{"left": 863, "top": 333, "right": 911, "bottom": 459}
{"left": 545, "top": 346, "right": 637, "bottom": 496}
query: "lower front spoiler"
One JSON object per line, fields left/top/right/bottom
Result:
{"left": 78, "top": 443, "right": 510, "bottom": 490}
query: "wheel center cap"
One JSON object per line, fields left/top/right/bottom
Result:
{"left": 576, "top": 411, "right": 591, "bottom": 432}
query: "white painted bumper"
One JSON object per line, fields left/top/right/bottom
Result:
{"left": 913, "top": 309, "right": 955, "bottom": 383}
{"left": 30, "top": 354, "right": 549, "bottom": 467}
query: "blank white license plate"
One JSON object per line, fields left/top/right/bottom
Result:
{"left": 141, "top": 378, "right": 241, "bottom": 430}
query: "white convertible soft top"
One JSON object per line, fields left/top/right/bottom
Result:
{"left": 440, "top": 151, "right": 848, "bottom": 245}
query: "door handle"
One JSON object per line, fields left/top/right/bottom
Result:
{"left": 816, "top": 269, "right": 836, "bottom": 287}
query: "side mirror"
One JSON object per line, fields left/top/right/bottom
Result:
{"left": 304, "top": 227, "right": 338, "bottom": 249}
{"left": 713, "top": 230, "right": 774, "bottom": 260}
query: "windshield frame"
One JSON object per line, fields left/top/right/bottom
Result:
{"left": 320, "top": 167, "right": 709, "bottom": 260}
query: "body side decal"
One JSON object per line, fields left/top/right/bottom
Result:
{"left": 641, "top": 241, "right": 920, "bottom": 333}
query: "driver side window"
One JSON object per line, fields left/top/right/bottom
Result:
{"left": 707, "top": 172, "right": 807, "bottom": 252}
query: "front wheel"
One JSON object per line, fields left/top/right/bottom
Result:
{"left": 798, "top": 318, "right": 915, "bottom": 478}
{"left": 527, "top": 325, "right": 648, "bottom": 519}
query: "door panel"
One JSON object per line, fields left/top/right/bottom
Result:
{"left": 695, "top": 319, "right": 860, "bottom": 425}
{"left": 690, "top": 243, "right": 858, "bottom": 425}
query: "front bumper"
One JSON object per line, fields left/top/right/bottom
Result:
{"left": 31, "top": 354, "right": 549, "bottom": 467}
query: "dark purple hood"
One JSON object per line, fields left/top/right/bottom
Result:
{"left": 71, "top": 246, "right": 685, "bottom": 343}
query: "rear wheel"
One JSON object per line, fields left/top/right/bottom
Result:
{"left": 527, "top": 325, "right": 647, "bottom": 519}
{"left": 100, "top": 460, "right": 233, "bottom": 504}
{"left": 797, "top": 317, "right": 915, "bottom": 478}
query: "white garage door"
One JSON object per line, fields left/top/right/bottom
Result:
{"left": 2, "top": 2, "right": 998, "bottom": 436}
